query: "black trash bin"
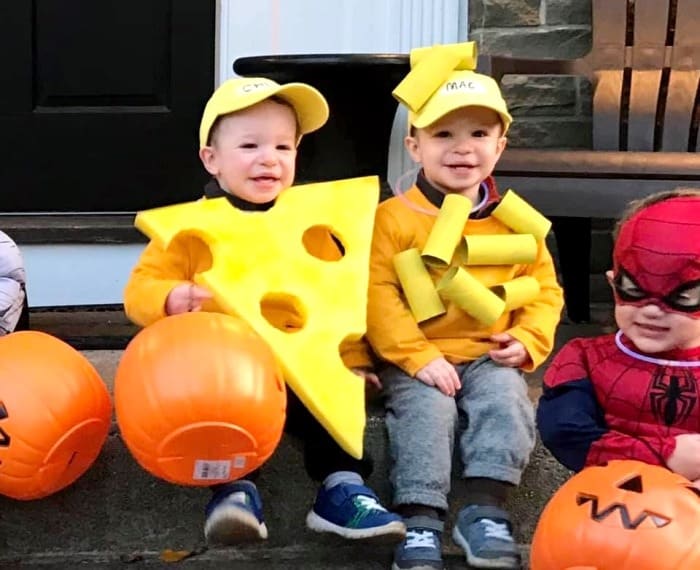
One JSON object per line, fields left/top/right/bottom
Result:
{"left": 233, "top": 54, "right": 409, "bottom": 190}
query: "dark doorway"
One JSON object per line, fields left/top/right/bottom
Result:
{"left": 0, "top": 0, "right": 215, "bottom": 213}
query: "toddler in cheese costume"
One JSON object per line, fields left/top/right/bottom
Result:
{"left": 124, "top": 77, "right": 404, "bottom": 546}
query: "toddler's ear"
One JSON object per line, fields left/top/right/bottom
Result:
{"left": 198, "top": 146, "right": 218, "bottom": 176}
{"left": 495, "top": 135, "right": 507, "bottom": 159}
{"left": 404, "top": 134, "right": 420, "bottom": 163}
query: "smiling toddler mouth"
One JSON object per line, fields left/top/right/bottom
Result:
{"left": 636, "top": 323, "right": 669, "bottom": 332}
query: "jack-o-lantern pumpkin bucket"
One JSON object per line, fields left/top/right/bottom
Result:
{"left": 530, "top": 460, "right": 700, "bottom": 570}
{"left": 0, "top": 331, "right": 112, "bottom": 500}
{"left": 115, "top": 311, "right": 286, "bottom": 486}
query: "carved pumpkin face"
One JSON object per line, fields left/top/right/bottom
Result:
{"left": 530, "top": 460, "right": 700, "bottom": 570}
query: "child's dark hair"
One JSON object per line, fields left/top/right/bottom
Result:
{"left": 613, "top": 187, "right": 700, "bottom": 240}
{"left": 206, "top": 95, "right": 300, "bottom": 146}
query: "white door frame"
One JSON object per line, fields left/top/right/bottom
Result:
{"left": 216, "top": 0, "right": 467, "bottom": 85}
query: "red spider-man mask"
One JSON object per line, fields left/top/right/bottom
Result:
{"left": 612, "top": 196, "right": 700, "bottom": 317}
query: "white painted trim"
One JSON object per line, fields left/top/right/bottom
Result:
{"left": 23, "top": 244, "right": 144, "bottom": 307}
{"left": 216, "top": 0, "right": 467, "bottom": 85}
{"left": 215, "top": 0, "right": 224, "bottom": 86}
{"left": 387, "top": 0, "right": 469, "bottom": 190}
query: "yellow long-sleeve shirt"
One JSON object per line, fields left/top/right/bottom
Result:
{"left": 367, "top": 184, "right": 564, "bottom": 376}
{"left": 124, "top": 198, "right": 371, "bottom": 369}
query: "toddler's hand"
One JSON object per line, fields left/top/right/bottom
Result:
{"left": 351, "top": 367, "right": 382, "bottom": 390}
{"left": 489, "top": 333, "right": 529, "bottom": 368}
{"left": 415, "top": 357, "right": 461, "bottom": 397}
{"left": 165, "top": 283, "right": 214, "bottom": 315}
{"left": 667, "top": 434, "right": 700, "bottom": 481}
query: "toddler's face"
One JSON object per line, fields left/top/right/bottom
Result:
{"left": 200, "top": 99, "right": 297, "bottom": 203}
{"left": 404, "top": 106, "right": 506, "bottom": 201}
{"left": 608, "top": 270, "right": 700, "bottom": 353}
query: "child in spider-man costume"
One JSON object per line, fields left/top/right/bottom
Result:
{"left": 538, "top": 188, "right": 700, "bottom": 485}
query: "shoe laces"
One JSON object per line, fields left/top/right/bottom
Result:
{"left": 225, "top": 491, "right": 249, "bottom": 506}
{"left": 478, "top": 519, "right": 514, "bottom": 542}
{"left": 354, "top": 494, "right": 388, "bottom": 513}
{"left": 405, "top": 529, "right": 438, "bottom": 549}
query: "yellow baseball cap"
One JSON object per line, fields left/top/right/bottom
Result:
{"left": 199, "top": 77, "right": 329, "bottom": 148}
{"left": 409, "top": 69, "right": 512, "bottom": 132}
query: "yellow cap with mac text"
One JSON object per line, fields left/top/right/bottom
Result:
{"left": 409, "top": 69, "right": 512, "bottom": 131}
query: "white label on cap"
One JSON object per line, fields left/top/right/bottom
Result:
{"left": 442, "top": 80, "right": 487, "bottom": 94}
{"left": 193, "top": 460, "right": 232, "bottom": 480}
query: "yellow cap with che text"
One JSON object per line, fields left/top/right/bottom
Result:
{"left": 199, "top": 77, "right": 329, "bottom": 148}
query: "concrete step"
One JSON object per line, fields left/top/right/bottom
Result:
{"left": 0, "top": 405, "right": 551, "bottom": 568}
{"left": 1, "top": 320, "right": 611, "bottom": 568}
{"left": 0, "top": 545, "right": 534, "bottom": 570}
{"left": 0, "top": 424, "right": 542, "bottom": 569}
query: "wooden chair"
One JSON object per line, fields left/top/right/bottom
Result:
{"left": 480, "top": 0, "right": 700, "bottom": 322}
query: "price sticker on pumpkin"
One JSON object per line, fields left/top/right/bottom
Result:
{"left": 193, "top": 460, "right": 232, "bottom": 481}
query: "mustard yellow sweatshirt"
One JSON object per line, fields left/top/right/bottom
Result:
{"left": 367, "top": 184, "right": 564, "bottom": 376}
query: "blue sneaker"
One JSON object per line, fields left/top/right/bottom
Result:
{"left": 392, "top": 516, "right": 444, "bottom": 570}
{"left": 452, "top": 505, "right": 521, "bottom": 569}
{"left": 204, "top": 480, "right": 268, "bottom": 545}
{"left": 306, "top": 482, "right": 406, "bottom": 540}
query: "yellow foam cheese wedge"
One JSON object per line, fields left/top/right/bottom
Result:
{"left": 134, "top": 176, "right": 380, "bottom": 459}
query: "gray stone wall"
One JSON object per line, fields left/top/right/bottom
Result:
{"left": 470, "top": 0, "right": 593, "bottom": 149}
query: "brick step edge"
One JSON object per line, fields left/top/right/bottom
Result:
{"left": 24, "top": 303, "right": 615, "bottom": 349}
{"left": 26, "top": 305, "right": 138, "bottom": 350}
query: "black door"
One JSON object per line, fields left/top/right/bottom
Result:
{"left": 0, "top": 0, "right": 215, "bottom": 213}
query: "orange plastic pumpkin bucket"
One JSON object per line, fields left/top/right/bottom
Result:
{"left": 115, "top": 312, "right": 286, "bottom": 486}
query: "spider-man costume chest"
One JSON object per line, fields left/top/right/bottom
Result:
{"left": 582, "top": 336, "right": 700, "bottom": 436}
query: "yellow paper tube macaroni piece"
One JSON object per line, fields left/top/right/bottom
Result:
{"left": 409, "top": 41, "right": 478, "bottom": 71}
{"left": 491, "top": 190, "right": 552, "bottom": 240}
{"left": 135, "top": 176, "right": 380, "bottom": 459}
{"left": 491, "top": 276, "right": 541, "bottom": 311}
{"left": 453, "top": 239, "right": 470, "bottom": 265}
{"left": 464, "top": 234, "right": 537, "bottom": 265}
{"left": 437, "top": 267, "right": 506, "bottom": 325}
{"left": 393, "top": 45, "right": 466, "bottom": 112}
{"left": 393, "top": 248, "right": 446, "bottom": 323}
{"left": 421, "top": 193, "right": 472, "bottom": 266}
